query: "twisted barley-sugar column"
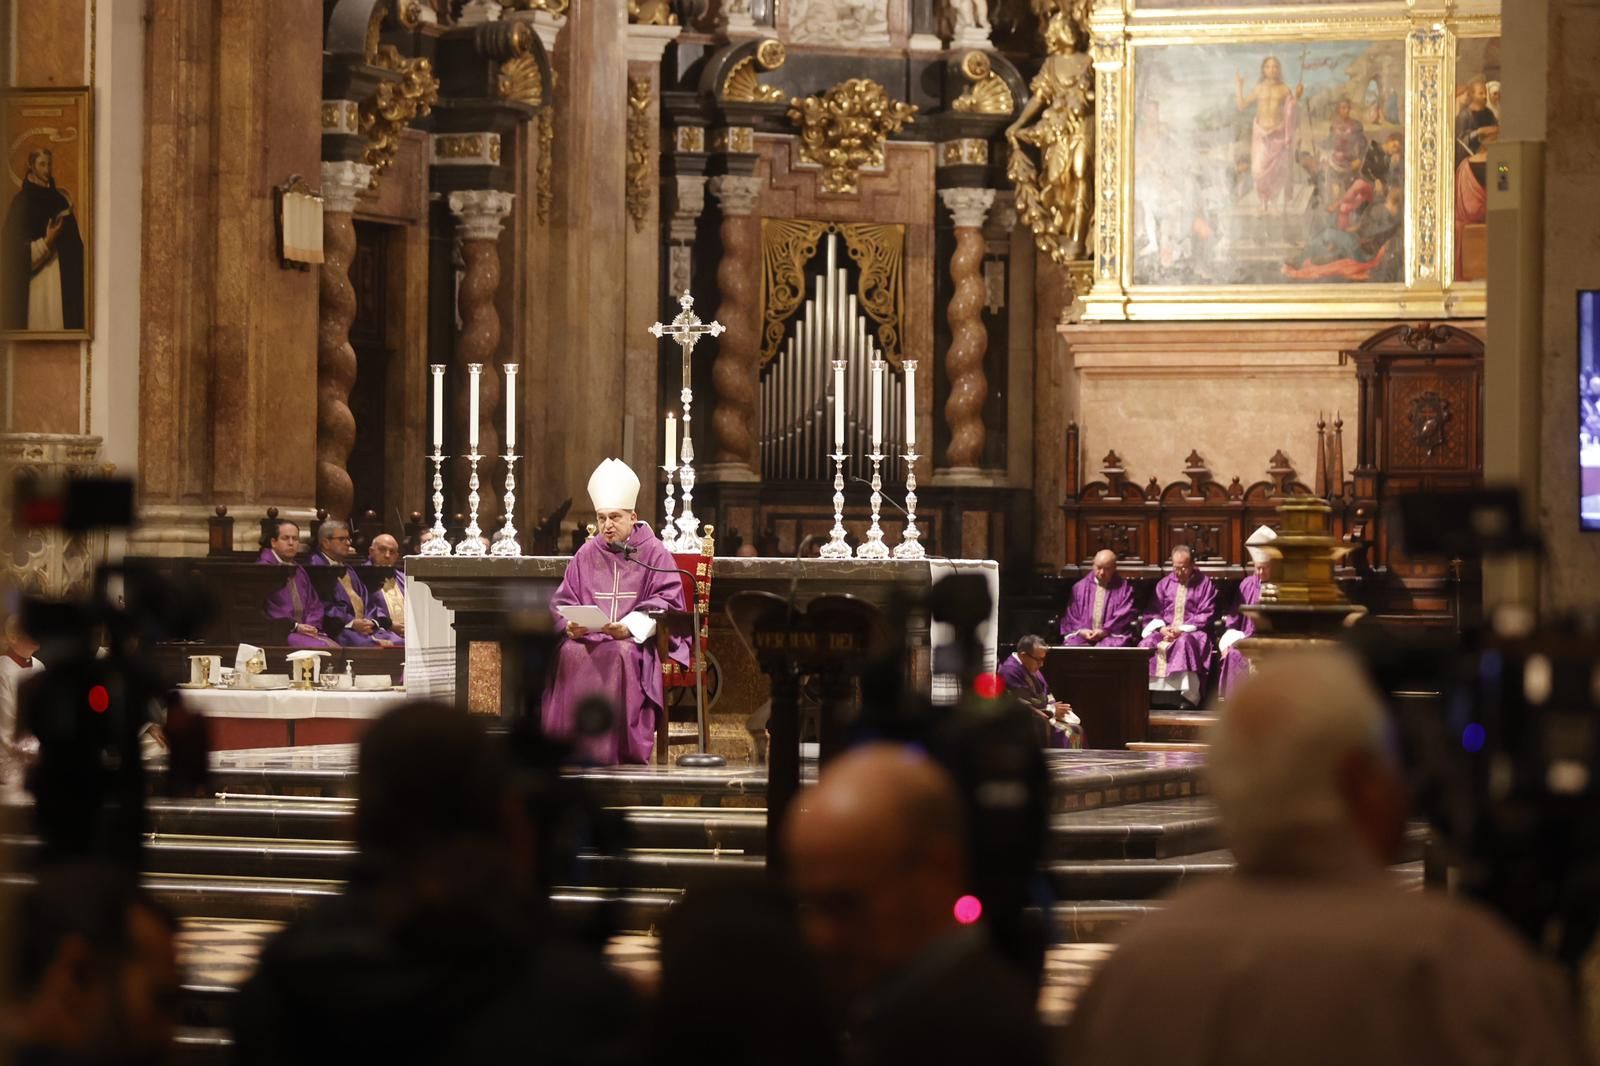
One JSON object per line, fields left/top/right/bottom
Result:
{"left": 708, "top": 175, "right": 763, "bottom": 470}
{"left": 449, "top": 191, "right": 515, "bottom": 481}
{"left": 315, "top": 162, "right": 373, "bottom": 522}
{"left": 940, "top": 187, "right": 996, "bottom": 470}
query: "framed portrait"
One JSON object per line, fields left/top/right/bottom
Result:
{"left": 1450, "top": 35, "right": 1501, "bottom": 285}
{"left": 1, "top": 87, "right": 92, "bottom": 339}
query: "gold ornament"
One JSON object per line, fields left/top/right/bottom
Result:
{"left": 498, "top": 53, "right": 543, "bottom": 106}
{"left": 361, "top": 47, "right": 441, "bottom": 190}
{"left": 952, "top": 51, "right": 1014, "bottom": 116}
{"left": 722, "top": 39, "right": 787, "bottom": 103}
{"left": 626, "top": 77, "right": 652, "bottom": 231}
{"left": 1005, "top": 8, "right": 1094, "bottom": 263}
{"left": 759, "top": 219, "right": 905, "bottom": 364}
{"left": 786, "top": 79, "right": 917, "bottom": 195}
{"left": 628, "top": 0, "right": 678, "bottom": 24}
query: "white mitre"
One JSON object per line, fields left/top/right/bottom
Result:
{"left": 587, "top": 458, "right": 641, "bottom": 512}
{"left": 1245, "top": 524, "right": 1278, "bottom": 565}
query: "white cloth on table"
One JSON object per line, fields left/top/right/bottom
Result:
{"left": 403, "top": 567, "right": 455, "bottom": 699}
{"left": 1149, "top": 670, "right": 1202, "bottom": 707}
{"left": 178, "top": 688, "right": 409, "bottom": 720}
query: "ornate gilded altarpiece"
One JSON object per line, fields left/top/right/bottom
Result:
{"left": 1080, "top": 0, "right": 1499, "bottom": 320}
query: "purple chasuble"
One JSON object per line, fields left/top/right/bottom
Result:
{"left": 999, "top": 653, "right": 1077, "bottom": 750}
{"left": 257, "top": 549, "right": 338, "bottom": 649}
{"left": 1218, "top": 574, "right": 1263, "bottom": 700}
{"left": 1060, "top": 574, "right": 1138, "bottom": 646}
{"left": 308, "top": 553, "right": 401, "bottom": 647}
{"left": 543, "top": 523, "right": 689, "bottom": 765}
{"left": 1138, "top": 571, "right": 1217, "bottom": 679}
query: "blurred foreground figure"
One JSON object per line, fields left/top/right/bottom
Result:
{"left": 785, "top": 743, "right": 1047, "bottom": 1066}
{"left": 5, "top": 862, "right": 180, "bottom": 1066}
{"left": 233, "top": 702, "right": 639, "bottom": 1065}
{"left": 1061, "top": 648, "right": 1588, "bottom": 1066}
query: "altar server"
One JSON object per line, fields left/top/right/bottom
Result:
{"left": 1059, "top": 549, "right": 1138, "bottom": 646}
{"left": 1217, "top": 526, "right": 1277, "bottom": 700}
{"left": 1138, "top": 545, "right": 1217, "bottom": 707}
{"left": 544, "top": 459, "right": 688, "bottom": 765}
{"left": 258, "top": 520, "right": 339, "bottom": 649}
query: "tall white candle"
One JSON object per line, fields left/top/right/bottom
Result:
{"left": 665, "top": 412, "right": 678, "bottom": 469}
{"left": 430, "top": 364, "right": 444, "bottom": 449}
{"left": 870, "top": 358, "right": 884, "bottom": 449}
{"left": 467, "top": 364, "right": 482, "bottom": 450}
{"left": 903, "top": 359, "right": 917, "bottom": 448}
{"left": 503, "top": 364, "right": 518, "bottom": 452}
{"left": 833, "top": 360, "right": 846, "bottom": 449}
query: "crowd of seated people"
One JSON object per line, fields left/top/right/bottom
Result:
{"left": 257, "top": 516, "right": 406, "bottom": 650}
{"left": 1055, "top": 529, "right": 1278, "bottom": 708}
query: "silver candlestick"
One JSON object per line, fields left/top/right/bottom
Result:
{"left": 892, "top": 450, "right": 925, "bottom": 560}
{"left": 660, "top": 465, "right": 679, "bottom": 550}
{"left": 820, "top": 452, "right": 852, "bottom": 559}
{"left": 489, "top": 451, "right": 521, "bottom": 556}
{"left": 855, "top": 449, "right": 890, "bottom": 559}
{"left": 676, "top": 409, "right": 701, "bottom": 555}
{"left": 454, "top": 450, "right": 486, "bottom": 557}
{"left": 421, "top": 448, "right": 452, "bottom": 555}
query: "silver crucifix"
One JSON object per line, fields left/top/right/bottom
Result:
{"left": 648, "top": 290, "right": 724, "bottom": 555}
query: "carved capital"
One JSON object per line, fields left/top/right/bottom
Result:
{"left": 709, "top": 174, "right": 763, "bottom": 217}
{"left": 940, "top": 186, "right": 995, "bottom": 229}
{"left": 321, "top": 160, "right": 373, "bottom": 214}
{"left": 669, "top": 174, "right": 709, "bottom": 241}
{"left": 448, "top": 189, "right": 516, "bottom": 240}
{"left": 321, "top": 99, "right": 361, "bottom": 135}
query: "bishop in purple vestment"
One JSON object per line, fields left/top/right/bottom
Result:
{"left": 1138, "top": 547, "right": 1217, "bottom": 707}
{"left": 258, "top": 520, "right": 338, "bottom": 649}
{"left": 308, "top": 519, "right": 400, "bottom": 648}
{"left": 543, "top": 459, "right": 688, "bottom": 765}
{"left": 1060, "top": 550, "right": 1138, "bottom": 646}
{"left": 1218, "top": 527, "right": 1278, "bottom": 700}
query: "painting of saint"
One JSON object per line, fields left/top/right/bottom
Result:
{"left": 1131, "top": 39, "right": 1407, "bottom": 287}
{"left": 1453, "top": 38, "right": 1501, "bottom": 283}
{"left": 1, "top": 89, "right": 91, "bottom": 336}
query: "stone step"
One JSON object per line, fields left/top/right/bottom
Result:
{"left": 1044, "top": 849, "right": 1236, "bottom": 900}
{"left": 1126, "top": 741, "right": 1210, "bottom": 753}
{"left": 1047, "top": 797, "right": 1220, "bottom": 860}
{"left": 1147, "top": 711, "right": 1218, "bottom": 744}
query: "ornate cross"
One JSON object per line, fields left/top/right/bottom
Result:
{"left": 648, "top": 290, "right": 725, "bottom": 361}
{"left": 594, "top": 568, "right": 638, "bottom": 623}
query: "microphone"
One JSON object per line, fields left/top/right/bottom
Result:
{"left": 851, "top": 476, "right": 910, "bottom": 518}
{"left": 620, "top": 543, "right": 639, "bottom": 560}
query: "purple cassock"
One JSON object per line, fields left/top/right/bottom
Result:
{"left": 1217, "top": 574, "right": 1263, "bottom": 700}
{"left": 257, "top": 549, "right": 338, "bottom": 649}
{"left": 1059, "top": 574, "right": 1138, "bottom": 646}
{"left": 543, "top": 522, "right": 689, "bottom": 765}
{"left": 998, "top": 653, "right": 1078, "bottom": 750}
{"left": 1138, "top": 571, "right": 1218, "bottom": 692}
{"left": 307, "top": 552, "right": 400, "bottom": 647}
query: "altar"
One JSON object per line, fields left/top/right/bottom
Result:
{"left": 406, "top": 555, "right": 999, "bottom": 761}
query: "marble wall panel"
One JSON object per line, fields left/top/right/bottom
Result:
{"left": 15, "top": 0, "right": 85, "bottom": 85}
{"left": 10, "top": 343, "right": 81, "bottom": 434}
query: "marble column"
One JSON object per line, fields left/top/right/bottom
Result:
{"left": 705, "top": 174, "right": 763, "bottom": 479}
{"left": 316, "top": 161, "right": 372, "bottom": 523}
{"left": 940, "top": 187, "right": 995, "bottom": 475}
{"left": 449, "top": 190, "right": 515, "bottom": 485}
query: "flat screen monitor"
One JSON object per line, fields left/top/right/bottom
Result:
{"left": 1582, "top": 291, "right": 1600, "bottom": 530}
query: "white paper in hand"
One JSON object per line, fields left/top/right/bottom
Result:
{"left": 558, "top": 604, "right": 612, "bottom": 629}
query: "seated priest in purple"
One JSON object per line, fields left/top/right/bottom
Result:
{"left": 999, "top": 634, "right": 1083, "bottom": 749}
{"left": 307, "top": 519, "right": 400, "bottom": 648}
{"left": 1137, "top": 545, "right": 1218, "bottom": 707}
{"left": 1060, "top": 549, "right": 1138, "bottom": 646}
{"left": 258, "top": 519, "right": 339, "bottom": 649}
{"left": 1217, "top": 526, "right": 1277, "bottom": 701}
{"left": 366, "top": 533, "right": 406, "bottom": 640}
{"left": 543, "top": 458, "right": 688, "bottom": 765}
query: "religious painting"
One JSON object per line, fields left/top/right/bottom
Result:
{"left": 1134, "top": 0, "right": 1388, "bottom": 7}
{"left": 1130, "top": 39, "right": 1407, "bottom": 288}
{"left": 1452, "top": 37, "right": 1501, "bottom": 284}
{"left": 1, "top": 88, "right": 92, "bottom": 338}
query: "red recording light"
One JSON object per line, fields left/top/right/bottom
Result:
{"left": 953, "top": 894, "right": 983, "bottom": 925}
{"left": 88, "top": 685, "right": 110, "bottom": 714}
{"left": 973, "top": 673, "right": 1004, "bottom": 699}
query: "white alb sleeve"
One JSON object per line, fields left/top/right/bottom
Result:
{"left": 620, "top": 610, "right": 656, "bottom": 643}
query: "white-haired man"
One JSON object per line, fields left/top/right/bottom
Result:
{"left": 543, "top": 459, "right": 687, "bottom": 764}
{"left": 1060, "top": 648, "right": 1586, "bottom": 1066}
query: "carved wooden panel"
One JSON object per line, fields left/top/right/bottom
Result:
{"left": 1385, "top": 368, "right": 1478, "bottom": 473}
{"left": 1085, "top": 520, "right": 1142, "bottom": 561}
{"left": 1166, "top": 521, "right": 1223, "bottom": 562}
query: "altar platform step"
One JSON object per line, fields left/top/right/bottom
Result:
{"left": 1126, "top": 741, "right": 1211, "bottom": 754}
{"left": 1147, "top": 711, "right": 1217, "bottom": 744}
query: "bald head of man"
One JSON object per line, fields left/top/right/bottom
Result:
{"left": 784, "top": 743, "right": 969, "bottom": 999}
{"left": 1210, "top": 647, "right": 1404, "bottom": 874}
{"left": 368, "top": 533, "right": 401, "bottom": 567}
{"left": 1092, "top": 549, "right": 1118, "bottom": 586}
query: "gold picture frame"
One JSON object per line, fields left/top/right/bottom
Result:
{"left": 1081, "top": 0, "right": 1498, "bottom": 321}
{"left": 1, "top": 86, "right": 93, "bottom": 339}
